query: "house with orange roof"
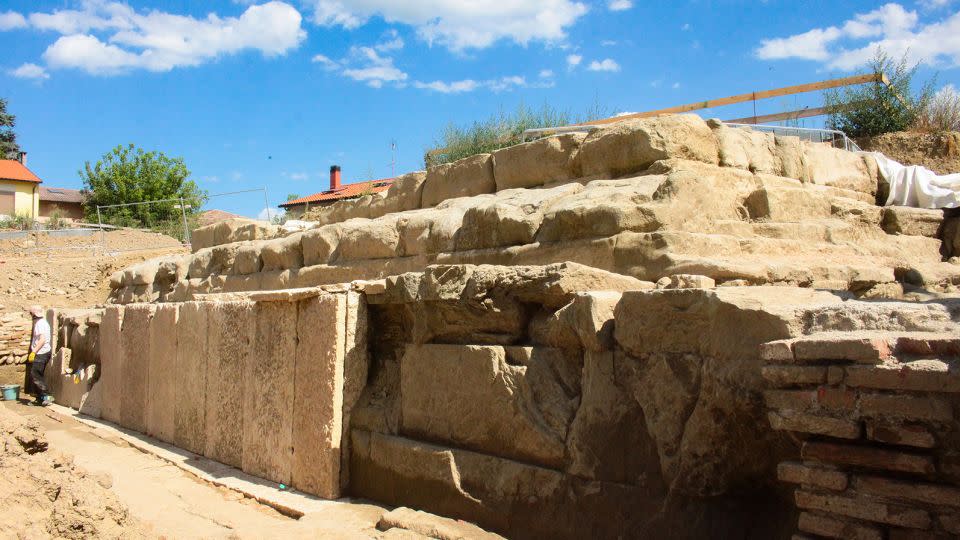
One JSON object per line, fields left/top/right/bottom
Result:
{"left": 279, "top": 165, "right": 394, "bottom": 216}
{"left": 0, "top": 152, "right": 41, "bottom": 219}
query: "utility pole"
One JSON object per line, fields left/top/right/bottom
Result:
{"left": 390, "top": 140, "right": 397, "bottom": 177}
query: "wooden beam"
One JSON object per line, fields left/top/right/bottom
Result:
{"left": 725, "top": 106, "right": 831, "bottom": 124}
{"left": 583, "top": 73, "right": 885, "bottom": 126}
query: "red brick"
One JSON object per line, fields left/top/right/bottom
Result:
{"left": 893, "top": 336, "right": 960, "bottom": 357}
{"left": 859, "top": 393, "right": 953, "bottom": 422}
{"left": 802, "top": 442, "right": 936, "bottom": 475}
{"left": 761, "top": 340, "right": 795, "bottom": 362}
{"left": 854, "top": 476, "right": 960, "bottom": 508}
{"left": 866, "top": 421, "right": 936, "bottom": 449}
{"left": 778, "top": 461, "right": 848, "bottom": 490}
{"left": 793, "top": 335, "right": 891, "bottom": 364}
{"left": 765, "top": 389, "right": 816, "bottom": 410}
{"left": 762, "top": 365, "right": 827, "bottom": 387}
{"left": 768, "top": 411, "right": 861, "bottom": 439}
{"left": 797, "top": 512, "right": 882, "bottom": 540}
{"left": 846, "top": 361, "right": 960, "bottom": 393}
{"left": 817, "top": 386, "right": 857, "bottom": 411}
{"left": 795, "top": 491, "right": 932, "bottom": 529}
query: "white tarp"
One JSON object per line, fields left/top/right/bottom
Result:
{"left": 864, "top": 152, "right": 960, "bottom": 209}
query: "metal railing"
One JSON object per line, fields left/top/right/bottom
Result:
{"left": 521, "top": 122, "right": 861, "bottom": 152}
{"left": 722, "top": 123, "right": 862, "bottom": 152}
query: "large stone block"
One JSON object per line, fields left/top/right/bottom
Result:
{"left": 242, "top": 301, "right": 297, "bottom": 484}
{"left": 204, "top": 301, "right": 254, "bottom": 468}
{"left": 492, "top": 133, "right": 585, "bottom": 190}
{"left": 579, "top": 115, "right": 719, "bottom": 178}
{"left": 302, "top": 224, "right": 342, "bottom": 266}
{"left": 385, "top": 171, "right": 427, "bottom": 212}
{"left": 147, "top": 304, "right": 178, "bottom": 443}
{"left": 536, "top": 178, "right": 661, "bottom": 242}
{"left": 174, "top": 302, "right": 208, "bottom": 455}
{"left": 120, "top": 304, "right": 155, "bottom": 433}
{"left": 292, "top": 294, "right": 346, "bottom": 498}
{"left": 338, "top": 217, "right": 400, "bottom": 261}
{"left": 711, "top": 122, "right": 778, "bottom": 174}
{"left": 98, "top": 306, "right": 124, "bottom": 424}
{"left": 399, "top": 344, "right": 570, "bottom": 468}
{"left": 422, "top": 154, "right": 496, "bottom": 208}
{"left": 260, "top": 232, "right": 304, "bottom": 272}
{"left": 455, "top": 184, "right": 582, "bottom": 250}
{"left": 803, "top": 143, "right": 874, "bottom": 194}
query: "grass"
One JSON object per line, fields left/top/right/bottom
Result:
{"left": 424, "top": 100, "right": 612, "bottom": 168}
{"left": 0, "top": 212, "right": 35, "bottom": 231}
{"left": 913, "top": 84, "right": 960, "bottom": 133}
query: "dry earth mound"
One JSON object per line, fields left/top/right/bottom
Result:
{"left": 858, "top": 130, "right": 960, "bottom": 175}
{"left": 0, "top": 405, "right": 147, "bottom": 539}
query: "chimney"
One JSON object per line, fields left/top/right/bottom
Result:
{"left": 17, "top": 151, "right": 26, "bottom": 166}
{"left": 329, "top": 165, "right": 341, "bottom": 191}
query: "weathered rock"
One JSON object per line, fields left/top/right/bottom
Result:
{"left": 579, "top": 115, "right": 719, "bottom": 178}
{"left": 803, "top": 143, "right": 874, "bottom": 194}
{"left": 881, "top": 206, "right": 943, "bottom": 238}
{"left": 455, "top": 184, "right": 582, "bottom": 250}
{"left": 233, "top": 241, "right": 264, "bottom": 275}
{"left": 537, "top": 177, "right": 662, "bottom": 241}
{"left": 422, "top": 154, "right": 496, "bottom": 208}
{"left": 385, "top": 171, "right": 427, "bottom": 213}
{"left": 492, "top": 133, "right": 585, "bottom": 190}
{"left": 711, "top": 122, "right": 778, "bottom": 174}
{"left": 338, "top": 217, "right": 401, "bottom": 261}
{"left": 260, "top": 232, "right": 304, "bottom": 272}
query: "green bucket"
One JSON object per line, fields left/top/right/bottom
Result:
{"left": 1, "top": 385, "right": 20, "bottom": 401}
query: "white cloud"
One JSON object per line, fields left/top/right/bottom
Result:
{"left": 9, "top": 63, "right": 49, "bottom": 80}
{"left": 375, "top": 29, "right": 404, "bottom": 51}
{"left": 681, "top": 23, "right": 690, "bottom": 31}
{"left": 756, "top": 3, "right": 960, "bottom": 70}
{"left": 539, "top": 69, "right": 554, "bottom": 78}
{"left": 608, "top": 0, "right": 632, "bottom": 11}
{"left": 600, "top": 39, "right": 617, "bottom": 46}
{"left": 258, "top": 206, "right": 282, "bottom": 221}
{"left": 288, "top": 172, "right": 309, "bottom": 180}
{"left": 413, "top": 74, "right": 550, "bottom": 93}
{"left": 0, "top": 11, "right": 27, "bottom": 30}
{"left": 28, "top": 1, "right": 306, "bottom": 75}
{"left": 340, "top": 45, "right": 408, "bottom": 87}
{"left": 671, "top": 81, "right": 680, "bottom": 89}
{"left": 306, "top": 0, "right": 589, "bottom": 51}
{"left": 566, "top": 53, "right": 582, "bottom": 68}
{"left": 312, "top": 53, "right": 340, "bottom": 69}
{"left": 587, "top": 58, "right": 620, "bottom": 72}
{"left": 413, "top": 79, "right": 479, "bottom": 93}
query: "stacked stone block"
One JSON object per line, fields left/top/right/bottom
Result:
{"left": 762, "top": 333, "right": 960, "bottom": 539}
{"left": 64, "top": 289, "right": 367, "bottom": 501}
{"left": 0, "top": 311, "right": 31, "bottom": 365}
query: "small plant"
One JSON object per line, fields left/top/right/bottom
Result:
{"left": 47, "top": 207, "right": 66, "bottom": 230}
{"left": 824, "top": 48, "right": 934, "bottom": 138}
{"left": 0, "top": 212, "right": 36, "bottom": 231}
{"left": 913, "top": 85, "right": 960, "bottom": 133}
{"left": 424, "top": 100, "right": 612, "bottom": 168}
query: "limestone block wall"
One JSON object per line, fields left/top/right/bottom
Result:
{"left": 343, "top": 263, "right": 960, "bottom": 539}
{"left": 118, "top": 114, "right": 900, "bottom": 309}
{"left": 109, "top": 114, "right": 957, "bottom": 307}
{"left": 58, "top": 288, "right": 368, "bottom": 500}
{"left": 762, "top": 332, "right": 960, "bottom": 539}
{"left": 43, "top": 309, "right": 102, "bottom": 415}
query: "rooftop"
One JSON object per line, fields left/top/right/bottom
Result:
{"left": 279, "top": 178, "right": 394, "bottom": 208}
{"left": 0, "top": 159, "right": 42, "bottom": 183}
{"left": 39, "top": 186, "right": 85, "bottom": 204}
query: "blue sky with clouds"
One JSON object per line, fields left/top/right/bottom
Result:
{"left": 2, "top": 0, "right": 959, "bottom": 219}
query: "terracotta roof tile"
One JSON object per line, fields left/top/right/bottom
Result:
{"left": 0, "top": 159, "right": 42, "bottom": 183}
{"left": 279, "top": 178, "right": 394, "bottom": 208}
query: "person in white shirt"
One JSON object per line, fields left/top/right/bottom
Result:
{"left": 27, "top": 305, "right": 53, "bottom": 406}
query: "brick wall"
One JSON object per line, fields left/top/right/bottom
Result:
{"left": 762, "top": 332, "right": 960, "bottom": 539}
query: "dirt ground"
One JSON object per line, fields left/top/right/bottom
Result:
{"left": 858, "top": 130, "right": 960, "bottom": 175}
{"left": 1, "top": 401, "right": 397, "bottom": 539}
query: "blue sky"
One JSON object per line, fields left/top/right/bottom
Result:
{"left": 2, "top": 0, "right": 959, "bottom": 219}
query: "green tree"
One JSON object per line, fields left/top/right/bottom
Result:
{"left": 0, "top": 98, "right": 20, "bottom": 159}
{"left": 81, "top": 144, "right": 206, "bottom": 239}
{"left": 824, "top": 48, "right": 934, "bottom": 138}
{"left": 286, "top": 193, "right": 301, "bottom": 201}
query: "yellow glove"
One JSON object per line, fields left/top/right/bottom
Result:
{"left": 27, "top": 352, "right": 35, "bottom": 363}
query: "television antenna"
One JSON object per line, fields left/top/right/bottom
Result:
{"left": 389, "top": 140, "right": 397, "bottom": 177}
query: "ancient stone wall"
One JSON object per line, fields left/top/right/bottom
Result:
{"left": 0, "top": 311, "right": 31, "bottom": 366}
{"left": 108, "top": 116, "right": 960, "bottom": 307}
{"left": 54, "top": 288, "right": 367, "bottom": 500}
{"left": 763, "top": 332, "right": 960, "bottom": 538}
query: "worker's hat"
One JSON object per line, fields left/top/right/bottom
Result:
{"left": 27, "top": 305, "right": 43, "bottom": 318}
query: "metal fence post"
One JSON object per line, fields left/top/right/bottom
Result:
{"left": 96, "top": 205, "right": 105, "bottom": 247}
{"left": 262, "top": 187, "right": 271, "bottom": 223}
{"left": 179, "top": 197, "right": 190, "bottom": 246}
